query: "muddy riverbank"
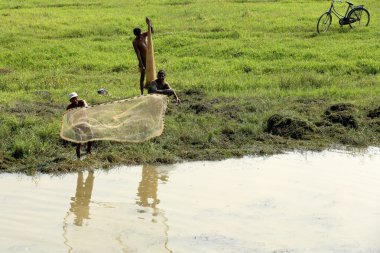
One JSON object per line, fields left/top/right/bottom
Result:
{"left": 1, "top": 90, "right": 380, "bottom": 173}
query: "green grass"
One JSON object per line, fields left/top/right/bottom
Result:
{"left": 0, "top": 0, "right": 379, "bottom": 173}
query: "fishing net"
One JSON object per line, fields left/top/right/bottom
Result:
{"left": 145, "top": 23, "right": 156, "bottom": 87}
{"left": 60, "top": 94, "right": 168, "bottom": 144}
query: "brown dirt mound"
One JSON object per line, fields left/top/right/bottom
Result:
{"left": 265, "top": 114, "right": 316, "bottom": 139}
{"left": 324, "top": 103, "right": 358, "bottom": 129}
{"left": 367, "top": 106, "right": 380, "bottom": 119}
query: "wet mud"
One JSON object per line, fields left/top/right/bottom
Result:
{"left": 324, "top": 103, "right": 358, "bottom": 129}
{"left": 265, "top": 114, "right": 316, "bottom": 139}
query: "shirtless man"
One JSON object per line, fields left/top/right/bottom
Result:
{"left": 132, "top": 17, "right": 154, "bottom": 95}
{"left": 148, "top": 70, "right": 180, "bottom": 104}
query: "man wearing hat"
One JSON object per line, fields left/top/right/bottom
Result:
{"left": 66, "top": 92, "right": 92, "bottom": 158}
{"left": 67, "top": 92, "right": 88, "bottom": 110}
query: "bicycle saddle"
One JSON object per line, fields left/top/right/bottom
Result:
{"left": 346, "top": 1, "right": 354, "bottom": 5}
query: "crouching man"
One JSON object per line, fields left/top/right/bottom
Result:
{"left": 66, "top": 92, "right": 93, "bottom": 158}
{"left": 147, "top": 70, "right": 180, "bottom": 104}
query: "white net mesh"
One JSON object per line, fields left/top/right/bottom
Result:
{"left": 60, "top": 94, "right": 168, "bottom": 143}
{"left": 145, "top": 23, "right": 156, "bottom": 87}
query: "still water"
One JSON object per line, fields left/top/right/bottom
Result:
{"left": 1, "top": 148, "right": 380, "bottom": 253}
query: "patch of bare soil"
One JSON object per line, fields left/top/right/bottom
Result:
{"left": 0, "top": 68, "right": 13, "bottom": 75}
{"left": 265, "top": 114, "right": 316, "bottom": 140}
{"left": 7, "top": 102, "right": 65, "bottom": 118}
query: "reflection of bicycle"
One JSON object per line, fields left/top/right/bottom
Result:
{"left": 317, "top": 0, "right": 370, "bottom": 33}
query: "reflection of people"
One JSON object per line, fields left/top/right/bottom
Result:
{"left": 136, "top": 164, "right": 168, "bottom": 209}
{"left": 147, "top": 70, "right": 181, "bottom": 104}
{"left": 66, "top": 92, "right": 93, "bottom": 158}
{"left": 133, "top": 17, "right": 154, "bottom": 95}
{"left": 136, "top": 164, "right": 171, "bottom": 252}
{"left": 70, "top": 170, "right": 94, "bottom": 226}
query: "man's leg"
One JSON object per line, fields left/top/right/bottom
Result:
{"left": 86, "top": 142, "right": 92, "bottom": 154}
{"left": 140, "top": 69, "right": 145, "bottom": 95}
{"left": 76, "top": 143, "right": 81, "bottom": 158}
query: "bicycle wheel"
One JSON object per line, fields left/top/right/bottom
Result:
{"left": 348, "top": 7, "right": 370, "bottom": 28}
{"left": 317, "top": 12, "right": 332, "bottom": 33}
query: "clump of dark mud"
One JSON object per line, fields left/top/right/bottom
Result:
{"left": 324, "top": 103, "right": 358, "bottom": 129}
{"left": 265, "top": 114, "right": 316, "bottom": 139}
{"left": 367, "top": 106, "right": 380, "bottom": 119}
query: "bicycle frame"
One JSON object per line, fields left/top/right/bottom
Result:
{"left": 326, "top": 0, "right": 353, "bottom": 20}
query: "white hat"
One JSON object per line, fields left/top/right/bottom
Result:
{"left": 69, "top": 92, "right": 78, "bottom": 100}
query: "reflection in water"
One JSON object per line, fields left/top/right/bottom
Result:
{"left": 62, "top": 166, "right": 172, "bottom": 252}
{"left": 137, "top": 164, "right": 168, "bottom": 209}
{"left": 63, "top": 170, "right": 95, "bottom": 253}
{"left": 70, "top": 170, "right": 95, "bottom": 226}
{"left": 2, "top": 149, "right": 379, "bottom": 252}
{"left": 136, "top": 164, "right": 172, "bottom": 252}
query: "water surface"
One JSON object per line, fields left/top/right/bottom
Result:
{"left": 1, "top": 148, "right": 380, "bottom": 253}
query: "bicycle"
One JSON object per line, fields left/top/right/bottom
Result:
{"left": 317, "top": 0, "right": 370, "bottom": 33}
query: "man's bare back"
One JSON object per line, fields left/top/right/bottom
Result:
{"left": 132, "top": 18, "right": 153, "bottom": 95}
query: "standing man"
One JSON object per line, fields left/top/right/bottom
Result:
{"left": 147, "top": 70, "right": 181, "bottom": 104}
{"left": 66, "top": 92, "right": 93, "bottom": 159}
{"left": 133, "top": 17, "right": 154, "bottom": 95}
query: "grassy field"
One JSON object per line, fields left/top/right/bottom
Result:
{"left": 0, "top": 0, "right": 379, "bottom": 173}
